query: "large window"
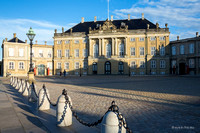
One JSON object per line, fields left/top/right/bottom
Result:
{"left": 47, "top": 62, "right": 52, "bottom": 69}
{"left": 65, "top": 49, "right": 69, "bottom": 57}
{"left": 130, "top": 38, "right": 135, "bottom": 42}
{"left": 9, "top": 48, "right": 14, "bottom": 56}
{"left": 106, "top": 44, "right": 111, "bottom": 58}
{"left": 171, "top": 60, "right": 176, "bottom": 68}
{"left": 140, "top": 47, "right": 144, "bottom": 56}
{"left": 75, "top": 49, "right": 79, "bottom": 57}
{"left": 9, "top": 62, "right": 14, "bottom": 69}
{"left": 65, "top": 62, "right": 69, "bottom": 70}
{"left": 74, "top": 40, "right": 79, "bottom": 44}
{"left": 160, "top": 36, "right": 165, "bottom": 41}
{"left": 19, "top": 48, "right": 24, "bottom": 57}
{"left": 39, "top": 50, "right": 43, "bottom": 57}
{"left": 93, "top": 44, "right": 99, "bottom": 58}
{"left": 57, "top": 62, "right": 61, "bottom": 69}
{"left": 139, "top": 37, "right": 144, "bottom": 41}
{"left": 151, "top": 60, "right": 156, "bottom": 68}
{"left": 118, "top": 62, "right": 124, "bottom": 73}
{"left": 75, "top": 62, "right": 79, "bottom": 69}
{"left": 83, "top": 49, "right": 87, "bottom": 57}
{"left": 160, "top": 45, "right": 165, "bottom": 56}
{"left": 160, "top": 60, "right": 166, "bottom": 68}
{"left": 172, "top": 46, "right": 176, "bottom": 55}
{"left": 130, "top": 47, "right": 135, "bottom": 56}
{"left": 131, "top": 61, "right": 136, "bottom": 68}
{"left": 151, "top": 47, "right": 156, "bottom": 56}
{"left": 119, "top": 44, "right": 124, "bottom": 57}
{"left": 189, "top": 59, "right": 195, "bottom": 68}
{"left": 180, "top": 45, "right": 184, "bottom": 55}
{"left": 189, "top": 44, "right": 194, "bottom": 54}
{"left": 65, "top": 40, "right": 70, "bottom": 44}
{"left": 57, "top": 40, "right": 62, "bottom": 44}
{"left": 19, "top": 62, "right": 24, "bottom": 69}
{"left": 150, "top": 37, "right": 156, "bottom": 41}
{"left": 83, "top": 61, "right": 88, "bottom": 69}
{"left": 57, "top": 50, "right": 61, "bottom": 57}
{"left": 140, "top": 61, "right": 145, "bottom": 68}
{"left": 48, "top": 50, "right": 52, "bottom": 58}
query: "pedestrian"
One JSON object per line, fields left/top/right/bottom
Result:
{"left": 60, "top": 71, "right": 62, "bottom": 76}
{"left": 64, "top": 70, "right": 66, "bottom": 77}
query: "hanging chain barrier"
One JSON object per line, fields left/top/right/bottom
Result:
{"left": 42, "top": 84, "right": 57, "bottom": 106}
{"left": 32, "top": 82, "right": 39, "bottom": 98}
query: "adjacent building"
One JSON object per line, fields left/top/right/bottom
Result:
{"left": 170, "top": 33, "right": 200, "bottom": 75}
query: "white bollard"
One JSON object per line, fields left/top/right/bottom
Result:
{"left": 28, "top": 83, "right": 38, "bottom": 102}
{"left": 12, "top": 77, "right": 16, "bottom": 87}
{"left": 15, "top": 78, "right": 20, "bottom": 90}
{"left": 10, "top": 76, "right": 13, "bottom": 85}
{"left": 38, "top": 86, "right": 50, "bottom": 110}
{"left": 18, "top": 79, "right": 23, "bottom": 93}
{"left": 57, "top": 91, "right": 72, "bottom": 127}
{"left": 22, "top": 81, "right": 29, "bottom": 96}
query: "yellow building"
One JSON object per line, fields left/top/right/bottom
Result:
{"left": 2, "top": 33, "right": 53, "bottom": 77}
{"left": 53, "top": 14, "right": 170, "bottom": 75}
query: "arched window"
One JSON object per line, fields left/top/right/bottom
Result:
{"left": 106, "top": 44, "right": 111, "bottom": 58}
{"left": 118, "top": 62, "right": 124, "bottom": 74}
{"left": 93, "top": 44, "right": 99, "bottom": 58}
{"left": 119, "top": 43, "right": 124, "bottom": 57}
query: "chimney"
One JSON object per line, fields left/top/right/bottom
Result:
{"left": 16, "top": 38, "right": 18, "bottom": 42}
{"left": 35, "top": 40, "right": 38, "bottom": 44}
{"left": 55, "top": 29, "right": 57, "bottom": 33}
{"left": 62, "top": 27, "right": 64, "bottom": 33}
{"left": 128, "top": 14, "right": 130, "bottom": 21}
{"left": 147, "top": 24, "right": 150, "bottom": 29}
{"left": 165, "top": 23, "right": 168, "bottom": 28}
{"left": 70, "top": 28, "right": 73, "bottom": 33}
{"left": 156, "top": 23, "right": 159, "bottom": 29}
{"left": 111, "top": 15, "right": 113, "bottom": 21}
{"left": 177, "top": 36, "right": 179, "bottom": 41}
{"left": 5, "top": 38, "right": 7, "bottom": 42}
{"left": 25, "top": 40, "right": 27, "bottom": 43}
{"left": 81, "top": 17, "right": 84, "bottom": 23}
{"left": 196, "top": 32, "right": 199, "bottom": 37}
{"left": 142, "top": 13, "right": 144, "bottom": 20}
{"left": 94, "top": 16, "right": 97, "bottom": 22}
{"left": 13, "top": 33, "right": 16, "bottom": 38}
{"left": 45, "top": 41, "right": 47, "bottom": 45}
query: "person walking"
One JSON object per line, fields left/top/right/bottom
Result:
{"left": 64, "top": 70, "right": 66, "bottom": 77}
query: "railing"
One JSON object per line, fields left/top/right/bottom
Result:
{"left": 10, "top": 76, "right": 132, "bottom": 133}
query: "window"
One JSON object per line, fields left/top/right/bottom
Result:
{"left": 131, "top": 61, "right": 136, "bottom": 68}
{"left": 83, "top": 61, "right": 88, "bottom": 69}
{"left": 160, "top": 45, "right": 165, "bottom": 56}
{"left": 32, "top": 49, "right": 34, "bottom": 57}
{"left": 130, "top": 38, "right": 135, "bottom": 42}
{"left": 57, "top": 50, "right": 62, "bottom": 57}
{"left": 9, "top": 48, "right": 14, "bottom": 56}
{"left": 47, "top": 62, "right": 52, "bottom": 69}
{"left": 119, "top": 44, "right": 124, "bottom": 57}
{"left": 65, "top": 40, "right": 70, "bottom": 44}
{"left": 151, "top": 60, "right": 156, "bottom": 68}
{"left": 151, "top": 47, "right": 156, "bottom": 56}
{"left": 83, "top": 49, "right": 87, "bottom": 57}
{"left": 93, "top": 44, "right": 99, "bottom": 58}
{"left": 130, "top": 47, "right": 135, "bottom": 56}
{"left": 19, "top": 48, "right": 24, "bottom": 57}
{"left": 9, "top": 62, "right": 14, "bottom": 69}
{"left": 65, "top": 50, "right": 69, "bottom": 57}
{"left": 140, "top": 61, "right": 145, "bottom": 68}
{"left": 74, "top": 40, "right": 79, "bottom": 44}
{"left": 189, "top": 59, "right": 195, "bottom": 68}
{"left": 83, "top": 39, "right": 87, "bottom": 43}
{"left": 106, "top": 44, "right": 111, "bottom": 58}
{"left": 160, "top": 36, "right": 165, "bottom": 41}
{"left": 57, "top": 62, "right": 61, "bottom": 69}
{"left": 171, "top": 60, "right": 176, "bottom": 68}
{"left": 57, "top": 40, "right": 62, "bottom": 44}
{"left": 65, "top": 62, "right": 69, "bottom": 70}
{"left": 75, "top": 62, "right": 79, "bottom": 69}
{"left": 140, "top": 47, "right": 144, "bottom": 56}
{"left": 32, "top": 62, "right": 35, "bottom": 68}
{"left": 180, "top": 45, "right": 184, "bottom": 54}
{"left": 19, "top": 62, "right": 24, "bottom": 69}
{"left": 118, "top": 62, "right": 124, "bottom": 73}
{"left": 139, "top": 37, "right": 144, "bottom": 41}
{"left": 39, "top": 50, "right": 43, "bottom": 57}
{"left": 160, "top": 60, "right": 166, "bottom": 68}
{"left": 75, "top": 49, "right": 79, "bottom": 57}
{"left": 189, "top": 44, "right": 194, "bottom": 54}
{"left": 172, "top": 46, "right": 176, "bottom": 55}
{"left": 48, "top": 50, "right": 52, "bottom": 58}
{"left": 150, "top": 37, "right": 156, "bottom": 41}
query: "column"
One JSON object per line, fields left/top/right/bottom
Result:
{"left": 112, "top": 38, "right": 114, "bottom": 56}
{"left": 115, "top": 38, "right": 117, "bottom": 56}
{"left": 125, "top": 37, "right": 128, "bottom": 56}
{"left": 89, "top": 39, "right": 92, "bottom": 56}
{"left": 102, "top": 38, "right": 104, "bottom": 55}
{"left": 99, "top": 38, "right": 101, "bottom": 56}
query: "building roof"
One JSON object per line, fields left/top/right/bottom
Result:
{"left": 170, "top": 36, "right": 200, "bottom": 44}
{"left": 65, "top": 18, "right": 157, "bottom": 34}
{"left": 7, "top": 37, "right": 25, "bottom": 43}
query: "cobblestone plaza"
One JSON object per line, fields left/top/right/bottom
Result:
{"left": 33, "top": 76, "right": 200, "bottom": 133}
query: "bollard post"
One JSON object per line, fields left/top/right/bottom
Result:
{"left": 57, "top": 89, "right": 72, "bottom": 127}
{"left": 10, "top": 76, "right": 13, "bottom": 85}
{"left": 38, "top": 85, "right": 50, "bottom": 110}
{"left": 18, "top": 79, "right": 23, "bottom": 93}
{"left": 28, "top": 83, "right": 38, "bottom": 102}
{"left": 22, "top": 81, "right": 29, "bottom": 96}
{"left": 13, "top": 77, "right": 16, "bottom": 87}
{"left": 15, "top": 78, "right": 20, "bottom": 90}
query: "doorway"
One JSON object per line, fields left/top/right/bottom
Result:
{"left": 105, "top": 61, "right": 111, "bottom": 74}
{"left": 179, "top": 63, "right": 185, "bottom": 75}
{"left": 38, "top": 64, "right": 45, "bottom": 76}
{"left": 92, "top": 62, "right": 97, "bottom": 74}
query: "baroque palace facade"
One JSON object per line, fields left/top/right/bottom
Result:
{"left": 53, "top": 14, "right": 170, "bottom": 75}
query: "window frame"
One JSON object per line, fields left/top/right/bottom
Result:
{"left": 57, "top": 50, "right": 62, "bottom": 58}
{"left": 9, "top": 62, "right": 14, "bottom": 69}
{"left": 65, "top": 62, "right": 69, "bottom": 70}
{"left": 151, "top": 60, "right": 156, "bottom": 68}
{"left": 160, "top": 60, "right": 166, "bottom": 68}
{"left": 140, "top": 47, "right": 144, "bottom": 56}
{"left": 130, "top": 47, "right": 135, "bottom": 56}
{"left": 19, "top": 62, "right": 24, "bottom": 69}
{"left": 57, "top": 62, "right": 61, "bottom": 69}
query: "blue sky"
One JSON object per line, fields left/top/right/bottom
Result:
{"left": 0, "top": 0, "right": 200, "bottom": 60}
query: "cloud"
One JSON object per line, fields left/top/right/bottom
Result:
{"left": 113, "top": 0, "right": 200, "bottom": 40}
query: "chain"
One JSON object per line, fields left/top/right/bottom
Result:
{"left": 42, "top": 84, "right": 57, "bottom": 106}
{"left": 32, "top": 83, "right": 39, "bottom": 98}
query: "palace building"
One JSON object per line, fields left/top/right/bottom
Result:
{"left": 53, "top": 14, "right": 170, "bottom": 75}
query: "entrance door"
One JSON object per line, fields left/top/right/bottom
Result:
{"left": 179, "top": 63, "right": 185, "bottom": 75}
{"left": 38, "top": 64, "right": 45, "bottom": 76}
{"left": 118, "top": 62, "right": 124, "bottom": 74}
{"left": 105, "top": 61, "right": 111, "bottom": 74}
{"left": 92, "top": 63, "right": 97, "bottom": 74}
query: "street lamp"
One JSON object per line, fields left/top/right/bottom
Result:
{"left": 80, "top": 64, "right": 82, "bottom": 77}
{"left": 26, "top": 27, "right": 36, "bottom": 72}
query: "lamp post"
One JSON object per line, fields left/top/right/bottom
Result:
{"left": 26, "top": 27, "right": 36, "bottom": 82}
{"left": 80, "top": 64, "right": 82, "bottom": 77}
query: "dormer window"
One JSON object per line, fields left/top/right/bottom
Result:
{"left": 96, "top": 24, "right": 100, "bottom": 28}
{"left": 121, "top": 22, "right": 126, "bottom": 27}
{"left": 74, "top": 40, "right": 79, "bottom": 44}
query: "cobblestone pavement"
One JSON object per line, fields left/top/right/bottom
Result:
{"left": 34, "top": 76, "right": 200, "bottom": 133}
